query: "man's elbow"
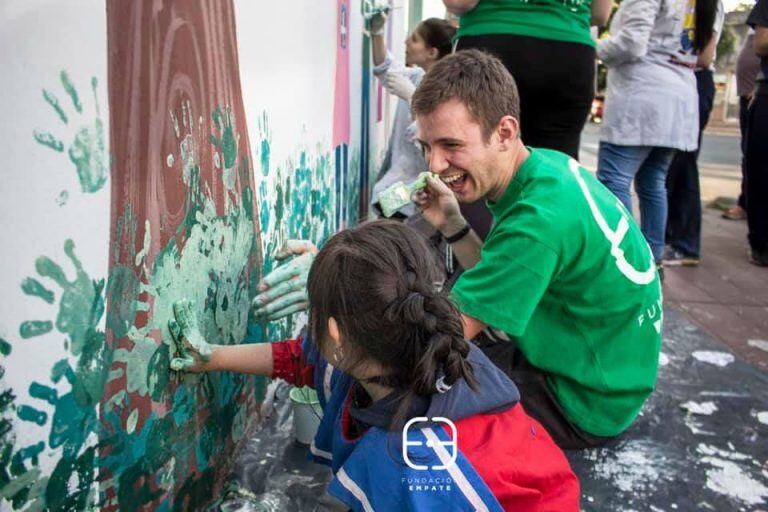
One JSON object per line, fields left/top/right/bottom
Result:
{"left": 591, "top": 8, "right": 611, "bottom": 27}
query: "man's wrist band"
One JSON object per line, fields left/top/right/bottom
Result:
{"left": 443, "top": 223, "right": 471, "bottom": 244}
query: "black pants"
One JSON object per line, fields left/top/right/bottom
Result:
{"left": 665, "top": 70, "right": 716, "bottom": 258}
{"left": 454, "top": 34, "right": 595, "bottom": 240}
{"left": 746, "top": 89, "right": 768, "bottom": 252}
{"left": 739, "top": 95, "right": 750, "bottom": 210}
{"left": 476, "top": 337, "right": 617, "bottom": 450}
{"left": 456, "top": 34, "right": 595, "bottom": 160}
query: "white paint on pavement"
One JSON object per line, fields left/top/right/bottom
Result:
{"left": 692, "top": 351, "right": 735, "bottom": 367}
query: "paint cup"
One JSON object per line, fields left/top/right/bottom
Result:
{"left": 289, "top": 386, "right": 322, "bottom": 445}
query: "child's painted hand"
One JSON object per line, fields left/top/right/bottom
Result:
{"left": 252, "top": 240, "right": 318, "bottom": 321}
{"left": 168, "top": 299, "right": 214, "bottom": 372}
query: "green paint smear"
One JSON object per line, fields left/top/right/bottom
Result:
{"left": 21, "top": 277, "right": 55, "bottom": 304}
{"left": 19, "top": 320, "right": 53, "bottom": 338}
{"left": 42, "top": 89, "right": 68, "bottom": 124}
{"left": 60, "top": 70, "right": 82, "bottom": 113}
{"left": 29, "top": 382, "right": 57, "bottom": 404}
{"left": 17, "top": 405, "right": 47, "bottom": 426}
{"left": 68, "top": 120, "right": 107, "bottom": 193}
{"left": 33, "top": 130, "right": 64, "bottom": 152}
{"left": 0, "top": 337, "right": 11, "bottom": 356}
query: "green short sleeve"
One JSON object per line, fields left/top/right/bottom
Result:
{"left": 451, "top": 234, "right": 558, "bottom": 337}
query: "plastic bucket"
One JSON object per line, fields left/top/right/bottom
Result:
{"left": 289, "top": 386, "right": 322, "bottom": 445}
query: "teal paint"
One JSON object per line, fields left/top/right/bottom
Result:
{"left": 33, "top": 131, "right": 64, "bottom": 152}
{"left": 56, "top": 190, "right": 69, "bottom": 207}
{"left": 19, "top": 321, "right": 53, "bottom": 339}
{"left": 0, "top": 337, "right": 11, "bottom": 356}
{"left": 16, "top": 405, "right": 47, "bottom": 426}
{"left": 42, "top": 89, "right": 68, "bottom": 124}
{"left": 60, "top": 70, "right": 82, "bottom": 113}
{"left": 21, "top": 277, "right": 55, "bottom": 304}
{"left": 33, "top": 70, "right": 108, "bottom": 194}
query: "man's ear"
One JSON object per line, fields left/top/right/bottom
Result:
{"left": 496, "top": 115, "right": 521, "bottom": 149}
{"left": 328, "top": 317, "right": 343, "bottom": 349}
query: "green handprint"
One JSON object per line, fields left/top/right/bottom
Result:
{"left": 168, "top": 300, "right": 214, "bottom": 372}
{"left": 33, "top": 70, "right": 108, "bottom": 194}
{"left": 252, "top": 240, "right": 316, "bottom": 321}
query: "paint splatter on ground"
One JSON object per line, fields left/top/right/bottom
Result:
{"left": 692, "top": 350, "right": 736, "bottom": 367}
{"left": 680, "top": 401, "right": 718, "bottom": 415}
{"left": 748, "top": 340, "right": 768, "bottom": 353}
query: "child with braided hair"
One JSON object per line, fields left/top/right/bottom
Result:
{"left": 168, "top": 220, "right": 579, "bottom": 511}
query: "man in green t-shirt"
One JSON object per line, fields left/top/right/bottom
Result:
{"left": 410, "top": 49, "right": 662, "bottom": 449}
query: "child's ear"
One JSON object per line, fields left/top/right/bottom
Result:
{"left": 327, "top": 317, "right": 343, "bottom": 349}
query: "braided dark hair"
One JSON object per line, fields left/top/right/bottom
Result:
{"left": 307, "top": 220, "right": 477, "bottom": 429}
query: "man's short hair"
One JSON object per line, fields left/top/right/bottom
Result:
{"left": 411, "top": 49, "right": 520, "bottom": 140}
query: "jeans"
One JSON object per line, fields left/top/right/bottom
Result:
{"left": 746, "top": 91, "right": 768, "bottom": 252}
{"left": 738, "top": 95, "right": 750, "bottom": 210}
{"left": 597, "top": 142, "right": 676, "bottom": 261}
{"left": 665, "top": 69, "right": 716, "bottom": 258}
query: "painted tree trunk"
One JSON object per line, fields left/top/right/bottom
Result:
{"left": 101, "top": 0, "right": 264, "bottom": 509}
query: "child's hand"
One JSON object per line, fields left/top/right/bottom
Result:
{"left": 252, "top": 240, "right": 317, "bottom": 321}
{"left": 168, "top": 299, "right": 214, "bottom": 372}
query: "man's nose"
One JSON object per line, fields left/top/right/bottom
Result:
{"left": 427, "top": 148, "right": 450, "bottom": 174}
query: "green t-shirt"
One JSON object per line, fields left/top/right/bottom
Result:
{"left": 457, "top": 0, "right": 595, "bottom": 48}
{"left": 451, "top": 148, "right": 662, "bottom": 437}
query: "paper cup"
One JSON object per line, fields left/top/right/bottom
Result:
{"left": 289, "top": 386, "right": 322, "bottom": 445}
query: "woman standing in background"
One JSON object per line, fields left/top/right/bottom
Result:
{"left": 663, "top": 0, "right": 725, "bottom": 267}
{"left": 595, "top": 0, "right": 718, "bottom": 274}
{"left": 443, "top": 0, "right": 611, "bottom": 237}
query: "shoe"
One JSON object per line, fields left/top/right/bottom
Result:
{"left": 722, "top": 206, "right": 747, "bottom": 221}
{"left": 662, "top": 247, "right": 700, "bottom": 267}
{"left": 750, "top": 249, "right": 768, "bottom": 267}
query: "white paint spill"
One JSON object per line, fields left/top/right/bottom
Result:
{"left": 166, "top": 153, "right": 174, "bottom": 167}
{"left": 587, "top": 440, "right": 671, "bottom": 495}
{"left": 684, "top": 415, "right": 716, "bottom": 436}
{"left": 696, "top": 444, "right": 768, "bottom": 506}
{"left": 681, "top": 401, "right": 718, "bottom": 415}
{"left": 659, "top": 352, "right": 670, "bottom": 366}
{"left": 692, "top": 351, "right": 735, "bottom": 367}
{"left": 748, "top": 339, "right": 768, "bottom": 353}
{"left": 755, "top": 411, "right": 768, "bottom": 425}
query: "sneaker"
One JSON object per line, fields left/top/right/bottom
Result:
{"left": 750, "top": 249, "right": 768, "bottom": 267}
{"left": 722, "top": 206, "right": 747, "bottom": 221}
{"left": 662, "top": 247, "right": 700, "bottom": 267}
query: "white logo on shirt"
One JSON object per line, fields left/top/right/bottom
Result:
{"left": 568, "top": 159, "right": 657, "bottom": 286}
{"left": 402, "top": 417, "right": 458, "bottom": 470}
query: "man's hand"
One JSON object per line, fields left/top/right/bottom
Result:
{"left": 412, "top": 174, "right": 467, "bottom": 236}
{"left": 383, "top": 71, "right": 416, "bottom": 103}
{"left": 252, "top": 240, "right": 317, "bottom": 321}
{"left": 168, "top": 299, "right": 214, "bottom": 372}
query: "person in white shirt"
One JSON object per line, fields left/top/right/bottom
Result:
{"left": 596, "top": 0, "right": 720, "bottom": 275}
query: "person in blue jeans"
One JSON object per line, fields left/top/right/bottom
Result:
{"left": 596, "top": 0, "right": 718, "bottom": 272}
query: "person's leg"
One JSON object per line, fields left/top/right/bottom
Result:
{"left": 476, "top": 339, "right": 617, "bottom": 450}
{"left": 634, "top": 147, "right": 676, "bottom": 262}
{"left": 664, "top": 70, "right": 715, "bottom": 261}
{"left": 597, "top": 142, "right": 649, "bottom": 214}
{"left": 745, "top": 93, "right": 768, "bottom": 264}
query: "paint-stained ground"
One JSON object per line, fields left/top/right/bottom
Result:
{"left": 221, "top": 306, "right": 768, "bottom": 511}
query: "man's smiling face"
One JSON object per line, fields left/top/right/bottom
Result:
{"left": 416, "top": 98, "right": 503, "bottom": 204}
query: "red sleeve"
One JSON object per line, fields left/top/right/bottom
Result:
{"left": 270, "top": 337, "right": 315, "bottom": 388}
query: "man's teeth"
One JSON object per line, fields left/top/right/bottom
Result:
{"left": 442, "top": 174, "right": 464, "bottom": 184}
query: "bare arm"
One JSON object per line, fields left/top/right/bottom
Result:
{"left": 591, "top": 0, "right": 612, "bottom": 27}
{"left": 755, "top": 26, "right": 768, "bottom": 57}
{"left": 446, "top": 224, "right": 483, "bottom": 270}
{"left": 443, "top": 0, "right": 479, "bottom": 15}
{"left": 461, "top": 313, "right": 487, "bottom": 340}
{"left": 196, "top": 343, "right": 274, "bottom": 374}
{"left": 697, "top": 32, "right": 718, "bottom": 69}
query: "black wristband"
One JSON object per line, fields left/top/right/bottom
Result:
{"left": 443, "top": 223, "right": 471, "bottom": 244}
